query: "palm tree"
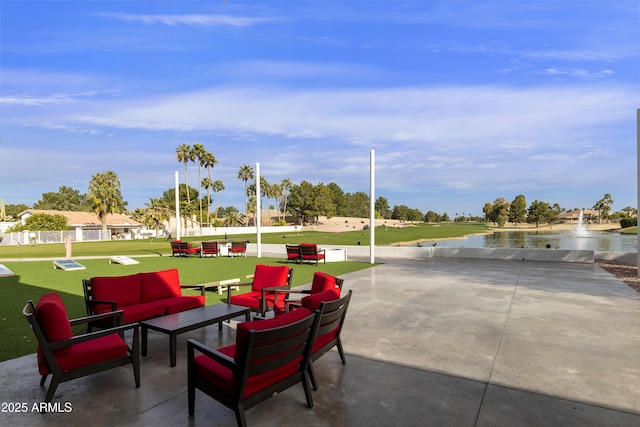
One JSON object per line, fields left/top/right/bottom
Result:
{"left": 142, "top": 197, "right": 170, "bottom": 237}
{"left": 191, "top": 143, "right": 207, "bottom": 229}
{"left": 271, "top": 183, "right": 283, "bottom": 222}
{"left": 237, "top": 165, "right": 254, "bottom": 226}
{"left": 200, "top": 151, "right": 217, "bottom": 224}
{"left": 201, "top": 177, "right": 213, "bottom": 225}
{"left": 88, "top": 170, "right": 125, "bottom": 240}
{"left": 223, "top": 210, "right": 245, "bottom": 227}
{"left": 176, "top": 144, "right": 194, "bottom": 203}
{"left": 212, "top": 180, "right": 225, "bottom": 221}
{"left": 281, "top": 178, "right": 292, "bottom": 223}
{"left": 261, "top": 178, "right": 270, "bottom": 226}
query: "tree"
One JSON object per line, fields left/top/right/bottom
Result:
{"left": 237, "top": 165, "right": 254, "bottom": 225}
{"left": 491, "top": 198, "right": 510, "bottom": 227}
{"left": 593, "top": 193, "right": 614, "bottom": 222}
{"left": 200, "top": 151, "right": 217, "bottom": 223}
{"left": 271, "top": 183, "right": 283, "bottom": 222}
{"left": 141, "top": 198, "right": 170, "bottom": 237}
{"left": 88, "top": 171, "right": 125, "bottom": 239}
{"left": 191, "top": 143, "right": 206, "bottom": 229}
{"left": 547, "top": 203, "right": 563, "bottom": 227}
{"left": 280, "top": 178, "right": 292, "bottom": 220}
{"left": 223, "top": 210, "right": 245, "bottom": 227}
{"left": 391, "top": 204, "right": 410, "bottom": 221}
{"left": 8, "top": 213, "right": 69, "bottom": 231}
{"left": 176, "top": 144, "right": 194, "bottom": 203}
{"left": 509, "top": 194, "right": 527, "bottom": 227}
{"left": 3, "top": 203, "right": 29, "bottom": 219}
{"left": 527, "top": 200, "right": 550, "bottom": 227}
{"left": 424, "top": 210, "right": 438, "bottom": 223}
{"left": 212, "top": 180, "right": 225, "bottom": 221}
{"left": 33, "top": 186, "right": 90, "bottom": 211}
{"left": 375, "top": 196, "right": 391, "bottom": 219}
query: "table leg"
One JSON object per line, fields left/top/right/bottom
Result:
{"left": 218, "top": 320, "right": 223, "bottom": 332}
{"left": 170, "top": 333, "right": 177, "bottom": 367}
{"left": 141, "top": 324, "right": 148, "bottom": 357}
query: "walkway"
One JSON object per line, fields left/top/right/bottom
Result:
{"left": 1, "top": 257, "right": 639, "bottom": 426}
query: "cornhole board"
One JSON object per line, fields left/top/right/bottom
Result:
{"left": 53, "top": 259, "right": 86, "bottom": 271}
{"left": 109, "top": 255, "right": 139, "bottom": 265}
{"left": 0, "top": 264, "right": 15, "bottom": 277}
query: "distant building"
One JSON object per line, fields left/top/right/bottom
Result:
{"left": 559, "top": 209, "right": 599, "bottom": 223}
{"left": 17, "top": 209, "right": 143, "bottom": 239}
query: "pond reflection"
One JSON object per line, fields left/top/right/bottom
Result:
{"left": 430, "top": 230, "right": 637, "bottom": 252}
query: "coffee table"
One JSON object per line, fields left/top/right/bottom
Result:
{"left": 140, "top": 304, "right": 251, "bottom": 367}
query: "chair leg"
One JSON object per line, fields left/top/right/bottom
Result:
{"left": 235, "top": 404, "right": 247, "bottom": 427}
{"left": 336, "top": 339, "right": 347, "bottom": 365}
{"left": 44, "top": 376, "right": 61, "bottom": 403}
{"left": 132, "top": 328, "right": 141, "bottom": 388}
{"left": 40, "top": 375, "right": 48, "bottom": 386}
{"left": 302, "top": 371, "right": 314, "bottom": 408}
{"left": 308, "top": 363, "right": 318, "bottom": 391}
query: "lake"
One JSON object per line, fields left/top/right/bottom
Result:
{"left": 426, "top": 230, "right": 638, "bottom": 252}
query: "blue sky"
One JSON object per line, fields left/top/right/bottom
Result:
{"left": 1, "top": 1, "right": 638, "bottom": 216}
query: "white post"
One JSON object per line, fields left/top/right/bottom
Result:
{"left": 370, "top": 149, "right": 375, "bottom": 264}
{"left": 256, "top": 162, "right": 262, "bottom": 258}
{"left": 175, "top": 171, "right": 181, "bottom": 240}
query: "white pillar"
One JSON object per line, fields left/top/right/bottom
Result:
{"left": 256, "top": 162, "right": 262, "bottom": 258}
{"left": 175, "top": 171, "right": 181, "bottom": 240}
{"left": 636, "top": 109, "right": 639, "bottom": 275}
{"left": 370, "top": 149, "right": 375, "bottom": 264}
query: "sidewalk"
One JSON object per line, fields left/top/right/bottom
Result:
{"left": 1, "top": 257, "right": 639, "bottom": 426}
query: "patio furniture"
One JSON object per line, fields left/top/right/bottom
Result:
{"left": 229, "top": 241, "right": 247, "bottom": 257}
{"left": 200, "top": 241, "right": 221, "bottom": 257}
{"left": 227, "top": 265, "right": 293, "bottom": 316}
{"left": 274, "top": 271, "right": 343, "bottom": 315}
{"left": 83, "top": 269, "right": 206, "bottom": 331}
{"left": 171, "top": 240, "right": 201, "bottom": 257}
{"left": 300, "top": 243, "right": 325, "bottom": 265}
{"left": 23, "top": 293, "right": 140, "bottom": 403}
{"left": 141, "top": 304, "right": 251, "bottom": 367}
{"left": 285, "top": 244, "right": 302, "bottom": 264}
{"left": 187, "top": 307, "right": 319, "bottom": 427}
{"left": 301, "top": 289, "right": 352, "bottom": 390}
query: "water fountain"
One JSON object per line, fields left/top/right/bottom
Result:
{"left": 575, "top": 209, "right": 588, "bottom": 236}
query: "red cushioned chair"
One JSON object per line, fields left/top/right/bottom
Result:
{"left": 300, "top": 243, "right": 325, "bottom": 265}
{"left": 171, "top": 240, "right": 201, "bottom": 257}
{"left": 301, "top": 289, "right": 352, "bottom": 390}
{"left": 200, "top": 240, "right": 220, "bottom": 257}
{"left": 187, "top": 308, "right": 319, "bottom": 427}
{"left": 227, "top": 265, "right": 293, "bottom": 317}
{"left": 273, "top": 272, "right": 344, "bottom": 316}
{"left": 285, "top": 244, "right": 301, "bottom": 264}
{"left": 23, "top": 293, "right": 140, "bottom": 403}
{"left": 229, "top": 241, "right": 247, "bottom": 257}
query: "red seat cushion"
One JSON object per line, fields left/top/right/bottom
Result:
{"left": 35, "top": 293, "right": 73, "bottom": 373}
{"left": 120, "top": 301, "right": 167, "bottom": 323}
{"left": 310, "top": 272, "right": 338, "bottom": 294}
{"left": 91, "top": 274, "right": 142, "bottom": 309}
{"left": 230, "top": 291, "right": 276, "bottom": 310}
{"left": 163, "top": 296, "right": 205, "bottom": 314}
{"left": 140, "top": 269, "right": 182, "bottom": 303}
{"left": 194, "top": 308, "right": 313, "bottom": 398}
{"left": 301, "top": 289, "right": 341, "bottom": 311}
{"left": 251, "top": 265, "right": 289, "bottom": 292}
{"left": 56, "top": 333, "right": 129, "bottom": 372}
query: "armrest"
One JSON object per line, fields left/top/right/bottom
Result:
{"left": 85, "top": 299, "right": 117, "bottom": 315}
{"left": 187, "top": 339, "right": 238, "bottom": 371}
{"left": 181, "top": 284, "right": 206, "bottom": 298}
{"left": 69, "top": 310, "right": 125, "bottom": 327}
{"left": 49, "top": 321, "right": 139, "bottom": 351}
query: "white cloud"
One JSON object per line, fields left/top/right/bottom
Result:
{"left": 103, "top": 13, "right": 275, "bottom": 27}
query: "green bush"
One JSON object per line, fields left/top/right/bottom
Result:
{"left": 620, "top": 217, "right": 637, "bottom": 228}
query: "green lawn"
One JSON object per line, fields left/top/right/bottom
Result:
{"left": 1, "top": 255, "right": 373, "bottom": 362}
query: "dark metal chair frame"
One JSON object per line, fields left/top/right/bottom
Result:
{"left": 227, "top": 267, "right": 294, "bottom": 317}
{"left": 171, "top": 241, "right": 201, "bottom": 257}
{"left": 187, "top": 310, "right": 320, "bottom": 427}
{"left": 229, "top": 241, "right": 247, "bottom": 257}
{"left": 23, "top": 300, "right": 140, "bottom": 403}
{"left": 276, "top": 277, "right": 344, "bottom": 313}
{"left": 285, "top": 244, "right": 302, "bottom": 264}
{"left": 200, "top": 240, "right": 220, "bottom": 257}
{"left": 299, "top": 244, "right": 326, "bottom": 265}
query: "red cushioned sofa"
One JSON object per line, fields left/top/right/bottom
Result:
{"left": 83, "top": 269, "right": 206, "bottom": 330}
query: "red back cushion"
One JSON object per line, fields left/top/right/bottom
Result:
{"left": 234, "top": 307, "right": 313, "bottom": 363}
{"left": 35, "top": 293, "right": 72, "bottom": 351}
{"left": 141, "top": 269, "right": 181, "bottom": 303}
{"left": 251, "top": 265, "right": 290, "bottom": 292}
{"left": 91, "top": 273, "right": 142, "bottom": 308}
{"left": 310, "top": 272, "right": 338, "bottom": 294}
{"left": 301, "top": 289, "right": 341, "bottom": 311}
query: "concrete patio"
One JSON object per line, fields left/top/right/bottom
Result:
{"left": 1, "top": 256, "right": 639, "bottom": 426}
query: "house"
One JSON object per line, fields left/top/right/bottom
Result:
{"left": 17, "top": 210, "right": 144, "bottom": 240}
{"left": 559, "top": 209, "right": 599, "bottom": 223}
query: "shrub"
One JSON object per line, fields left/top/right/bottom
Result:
{"left": 620, "top": 217, "right": 637, "bottom": 228}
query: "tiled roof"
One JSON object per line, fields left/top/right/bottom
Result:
{"left": 19, "top": 210, "right": 143, "bottom": 227}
